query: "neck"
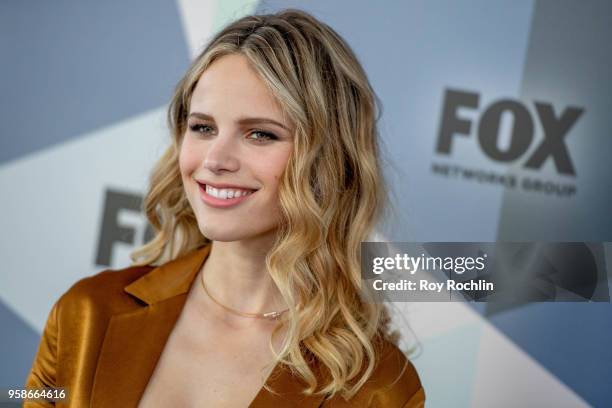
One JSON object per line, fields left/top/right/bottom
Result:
{"left": 199, "top": 236, "right": 288, "bottom": 317}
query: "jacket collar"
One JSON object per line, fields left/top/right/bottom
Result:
{"left": 90, "top": 242, "right": 327, "bottom": 407}
{"left": 123, "top": 243, "right": 212, "bottom": 305}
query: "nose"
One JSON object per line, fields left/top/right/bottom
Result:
{"left": 203, "top": 131, "right": 240, "bottom": 173}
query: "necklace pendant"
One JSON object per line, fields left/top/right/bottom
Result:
{"left": 262, "top": 311, "right": 281, "bottom": 319}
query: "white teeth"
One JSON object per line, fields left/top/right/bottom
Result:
{"left": 205, "top": 185, "right": 254, "bottom": 200}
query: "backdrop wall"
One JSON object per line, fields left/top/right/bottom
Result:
{"left": 1, "top": 1, "right": 610, "bottom": 407}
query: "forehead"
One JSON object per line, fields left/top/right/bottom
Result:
{"left": 190, "top": 54, "right": 286, "bottom": 122}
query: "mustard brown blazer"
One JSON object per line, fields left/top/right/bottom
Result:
{"left": 25, "top": 244, "right": 425, "bottom": 407}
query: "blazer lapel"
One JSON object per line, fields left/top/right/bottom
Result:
{"left": 89, "top": 294, "right": 189, "bottom": 407}
{"left": 90, "top": 244, "right": 211, "bottom": 407}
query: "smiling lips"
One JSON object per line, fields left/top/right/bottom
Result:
{"left": 197, "top": 182, "right": 257, "bottom": 208}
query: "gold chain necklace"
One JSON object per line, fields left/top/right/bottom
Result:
{"left": 200, "top": 271, "right": 288, "bottom": 320}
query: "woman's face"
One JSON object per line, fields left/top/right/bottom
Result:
{"left": 179, "top": 54, "right": 294, "bottom": 243}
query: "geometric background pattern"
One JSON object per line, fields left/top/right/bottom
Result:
{"left": 1, "top": 1, "right": 610, "bottom": 406}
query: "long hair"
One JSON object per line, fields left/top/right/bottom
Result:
{"left": 130, "top": 9, "right": 402, "bottom": 401}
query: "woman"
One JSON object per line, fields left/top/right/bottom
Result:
{"left": 25, "top": 9, "right": 424, "bottom": 407}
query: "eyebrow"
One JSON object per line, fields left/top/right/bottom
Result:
{"left": 188, "top": 112, "right": 290, "bottom": 132}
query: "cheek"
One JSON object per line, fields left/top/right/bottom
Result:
{"left": 259, "top": 156, "right": 291, "bottom": 206}
{"left": 258, "top": 155, "right": 288, "bottom": 189}
{"left": 272, "top": 149, "right": 292, "bottom": 182}
{"left": 178, "top": 139, "right": 199, "bottom": 177}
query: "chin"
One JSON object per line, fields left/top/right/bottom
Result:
{"left": 197, "top": 223, "right": 250, "bottom": 242}
{"left": 197, "top": 221, "right": 277, "bottom": 243}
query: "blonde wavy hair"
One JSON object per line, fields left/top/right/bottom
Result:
{"left": 130, "top": 8, "right": 404, "bottom": 401}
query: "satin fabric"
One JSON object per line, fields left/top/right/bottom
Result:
{"left": 25, "top": 244, "right": 425, "bottom": 407}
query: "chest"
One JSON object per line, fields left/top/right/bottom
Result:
{"left": 137, "top": 312, "right": 281, "bottom": 407}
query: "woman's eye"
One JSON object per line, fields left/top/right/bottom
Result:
{"left": 189, "top": 124, "right": 214, "bottom": 134}
{"left": 248, "top": 130, "right": 277, "bottom": 142}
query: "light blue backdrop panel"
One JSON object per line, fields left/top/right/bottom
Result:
{"left": 0, "top": 299, "right": 40, "bottom": 387}
{"left": 0, "top": 0, "right": 190, "bottom": 165}
{"left": 490, "top": 302, "right": 612, "bottom": 408}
